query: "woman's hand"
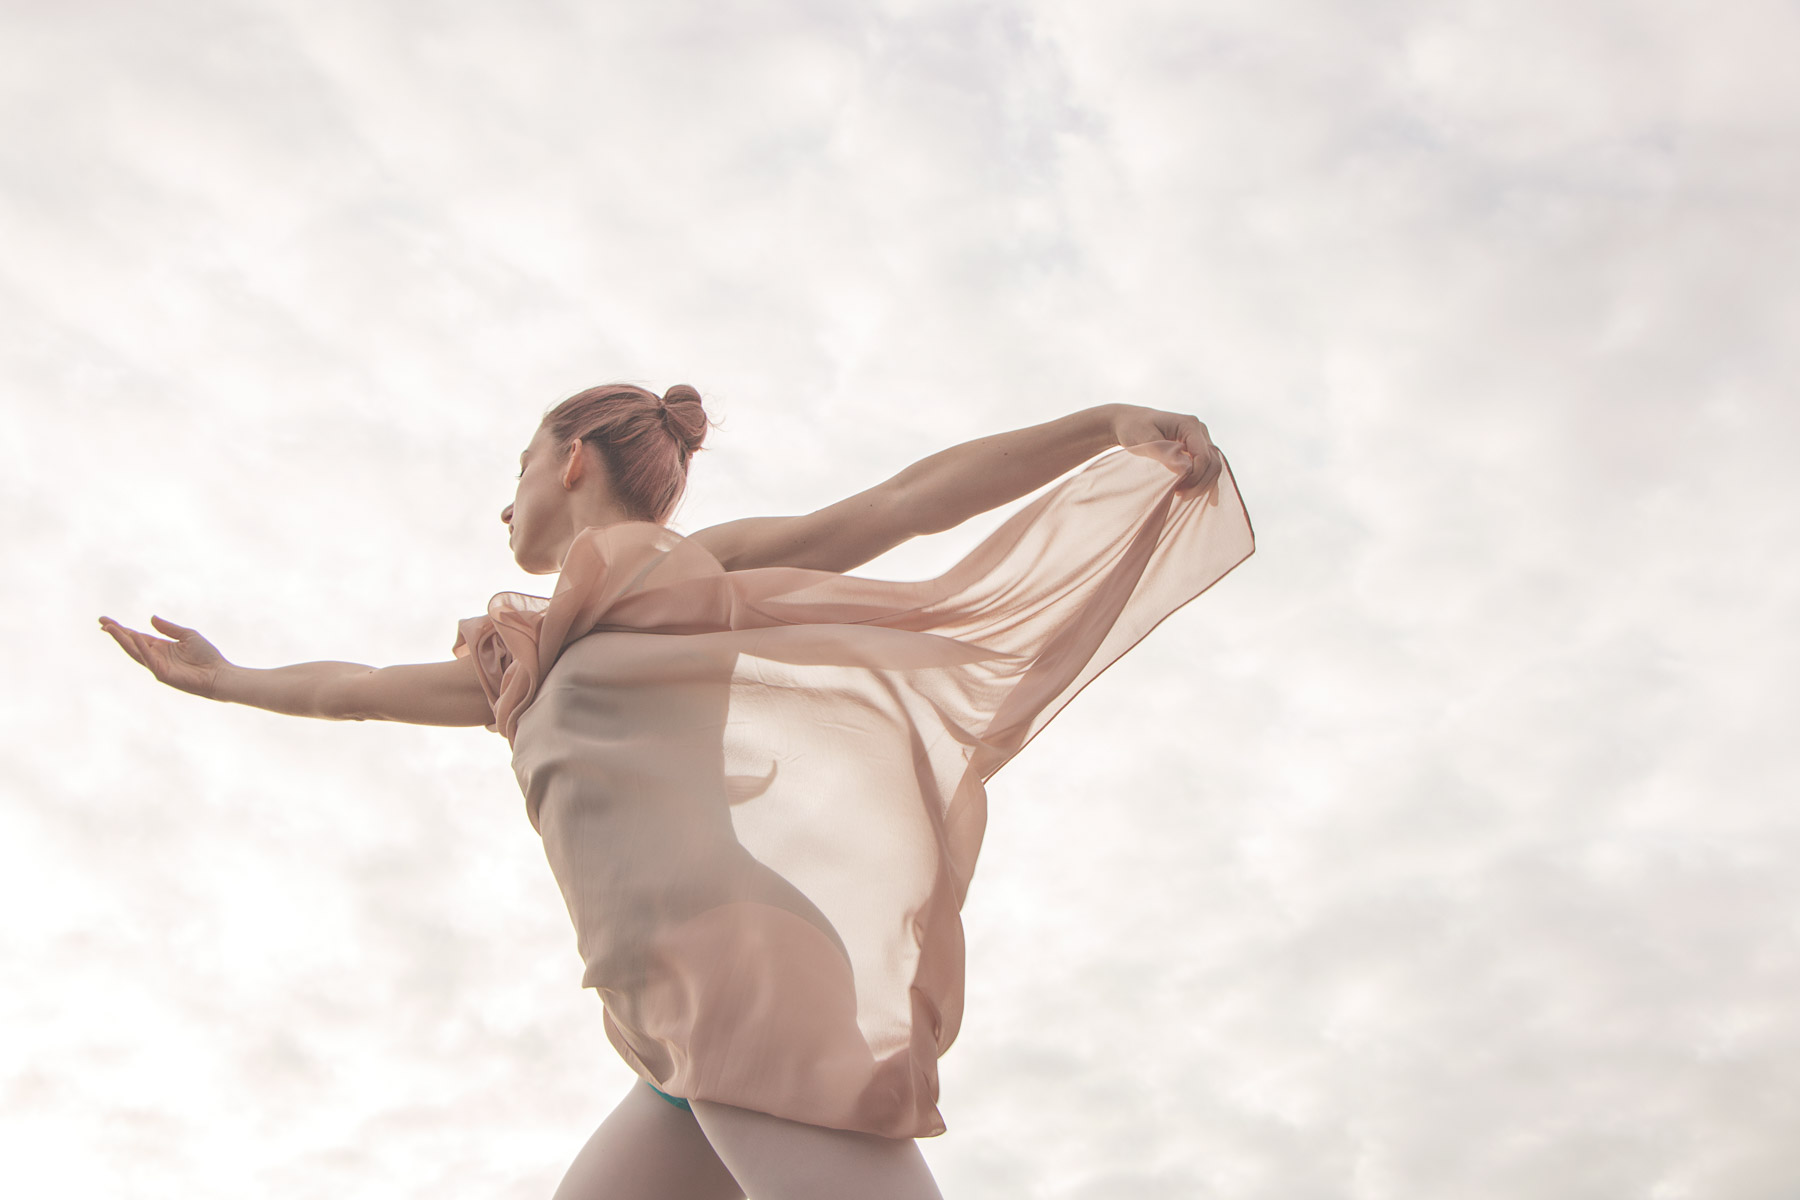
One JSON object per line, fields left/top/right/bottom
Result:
{"left": 1109, "top": 404, "right": 1222, "bottom": 492}
{"left": 98, "top": 615, "right": 228, "bottom": 699}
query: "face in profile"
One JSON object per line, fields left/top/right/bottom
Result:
{"left": 501, "top": 424, "right": 569, "bottom": 575}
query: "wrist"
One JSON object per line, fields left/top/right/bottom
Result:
{"left": 209, "top": 662, "right": 243, "bottom": 704}
{"left": 1084, "top": 404, "right": 1126, "bottom": 451}
{"left": 1096, "top": 404, "right": 1128, "bottom": 446}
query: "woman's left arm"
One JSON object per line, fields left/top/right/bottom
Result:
{"left": 687, "top": 403, "right": 1217, "bottom": 572}
{"left": 896, "top": 403, "right": 1219, "bottom": 535}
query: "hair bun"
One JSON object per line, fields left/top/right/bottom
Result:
{"left": 659, "top": 384, "right": 709, "bottom": 457}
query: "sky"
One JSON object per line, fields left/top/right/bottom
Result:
{"left": 3, "top": 0, "right": 1797, "bottom": 1196}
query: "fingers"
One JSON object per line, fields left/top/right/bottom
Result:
{"left": 1181, "top": 421, "right": 1217, "bottom": 488}
{"left": 1197, "top": 448, "right": 1222, "bottom": 488}
{"left": 1164, "top": 417, "right": 1215, "bottom": 488}
{"left": 1183, "top": 426, "right": 1215, "bottom": 462}
{"left": 150, "top": 615, "right": 197, "bottom": 639}
{"left": 98, "top": 617, "right": 174, "bottom": 673}
{"left": 1173, "top": 446, "right": 1222, "bottom": 492}
{"left": 99, "top": 618, "right": 151, "bottom": 669}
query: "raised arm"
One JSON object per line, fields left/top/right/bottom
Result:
{"left": 687, "top": 402, "right": 1218, "bottom": 573}
{"left": 99, "top": 615, "right": 493, "bottom": 728}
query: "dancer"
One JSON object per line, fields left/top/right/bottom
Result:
{"left": 101, "top": 382, "right": 1254, "bottom": 1200}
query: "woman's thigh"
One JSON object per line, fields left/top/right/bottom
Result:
{"left": 689, "top": 1098, "right": 944, "bottom": 1200}
{"left": 552, "top": 1082, "right": 746, "bottom": 1200}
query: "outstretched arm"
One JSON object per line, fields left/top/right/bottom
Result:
{"left": 99, "top": 615, "right": 493, "bottom": 727}
{"left": 687, "top": 403, "right": 1221, "bottom": 573}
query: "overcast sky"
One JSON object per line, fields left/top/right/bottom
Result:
{"left": 4, "top": 1, "right": 1798, "bottom": 1197}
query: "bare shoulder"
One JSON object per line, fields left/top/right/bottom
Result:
{"left": 683, "top": 520, "right": 759, "bottom": 570}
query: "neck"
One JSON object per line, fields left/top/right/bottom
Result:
{"left": 543, "top": 490, "right": 641, "bottom": 571}
{"left": 569, "top": 488, "right": 636, "bottom": 534}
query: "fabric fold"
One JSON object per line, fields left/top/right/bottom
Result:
{"left": 452, "top": 441, "right": 1253, "bottom": 1138}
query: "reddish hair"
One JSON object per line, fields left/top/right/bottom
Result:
{"left": 541, "top": 382, "right": 712, "bottom": 524}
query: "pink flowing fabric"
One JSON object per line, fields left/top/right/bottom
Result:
{"left": 452, "top": 441, "right": 1253, "bottom": 1138}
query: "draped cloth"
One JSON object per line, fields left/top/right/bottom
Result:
{"left": 452, "top": 441, "right": 1254, "bottom": 1139}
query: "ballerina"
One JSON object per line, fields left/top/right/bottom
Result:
{"left": 101, "top": 382, "right": 1252, "bottom": 1200}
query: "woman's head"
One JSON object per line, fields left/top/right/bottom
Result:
{"left": 501, "top": 382, "right": 712, "bottom": 573}
{"left": 542, "top": 382, "right": 710, "bottom": 523}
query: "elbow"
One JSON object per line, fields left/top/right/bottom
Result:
{"left": 886, "top": 478, "right": 941, "bottom": 539}
{"left": 317, "top": 669, "right": 374, "bottom": 722}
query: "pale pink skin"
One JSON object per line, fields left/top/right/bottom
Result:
{"left": 552, "top": 1083, "right": 945, "bottom": 1199}
{"left": 500, "top": 408, "right": 1216, "bottom": 582}
{"left": 504, "top": 422, "right": 640, "bottom": 575}
{"left": 97, "top": 400, "right": 1224, "bottom": 1197}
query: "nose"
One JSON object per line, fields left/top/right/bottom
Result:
{"left": 501, "top": 503, "right": 514, "bottom": 525}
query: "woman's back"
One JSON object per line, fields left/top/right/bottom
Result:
{"left": 455, "top": 443, "right": 1255, "bottom": 1138}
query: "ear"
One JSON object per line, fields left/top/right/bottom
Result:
{"left": 561, "top": 439, "right": 589, "bottom": 489}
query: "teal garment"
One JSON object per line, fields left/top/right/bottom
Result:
{"left": 646, "top": 1081, "right": 692, "bottom": 1112}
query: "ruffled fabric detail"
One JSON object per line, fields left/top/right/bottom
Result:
{"left": 454, "top": 441, "right": 1246, "bottom": 752}
{"left": 450, "top": 441, "right": 1253, "bottom": 1138}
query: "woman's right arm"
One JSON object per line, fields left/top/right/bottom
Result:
{"left": 100, "top": 615, "right": 494, "bottom": 728}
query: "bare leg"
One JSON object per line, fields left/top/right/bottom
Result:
{"left": 690, "top": 1098, "right": 944, "bottom": 1200}
{"left": 552, "top": 1082, "right": 746, "bottom": 1200}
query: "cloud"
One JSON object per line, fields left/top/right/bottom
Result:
{"left": 4, "top": 0, "right": 1797, "bottom": 1196}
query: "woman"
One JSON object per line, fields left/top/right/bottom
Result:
{"left": 100, "top": 382, "right": 1254, "bottom": 1200}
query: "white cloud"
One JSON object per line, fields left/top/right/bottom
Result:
{"left": 4, "top": 0, "right": 1797, "bottom": 1196}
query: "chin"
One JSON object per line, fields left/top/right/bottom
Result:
{"left": 509, "top": 539, "right": 545, "bottom": 575}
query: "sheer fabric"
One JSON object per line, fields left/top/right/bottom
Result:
{"left": 452, "top": 441, "right": 1254, "bottom": 1138}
